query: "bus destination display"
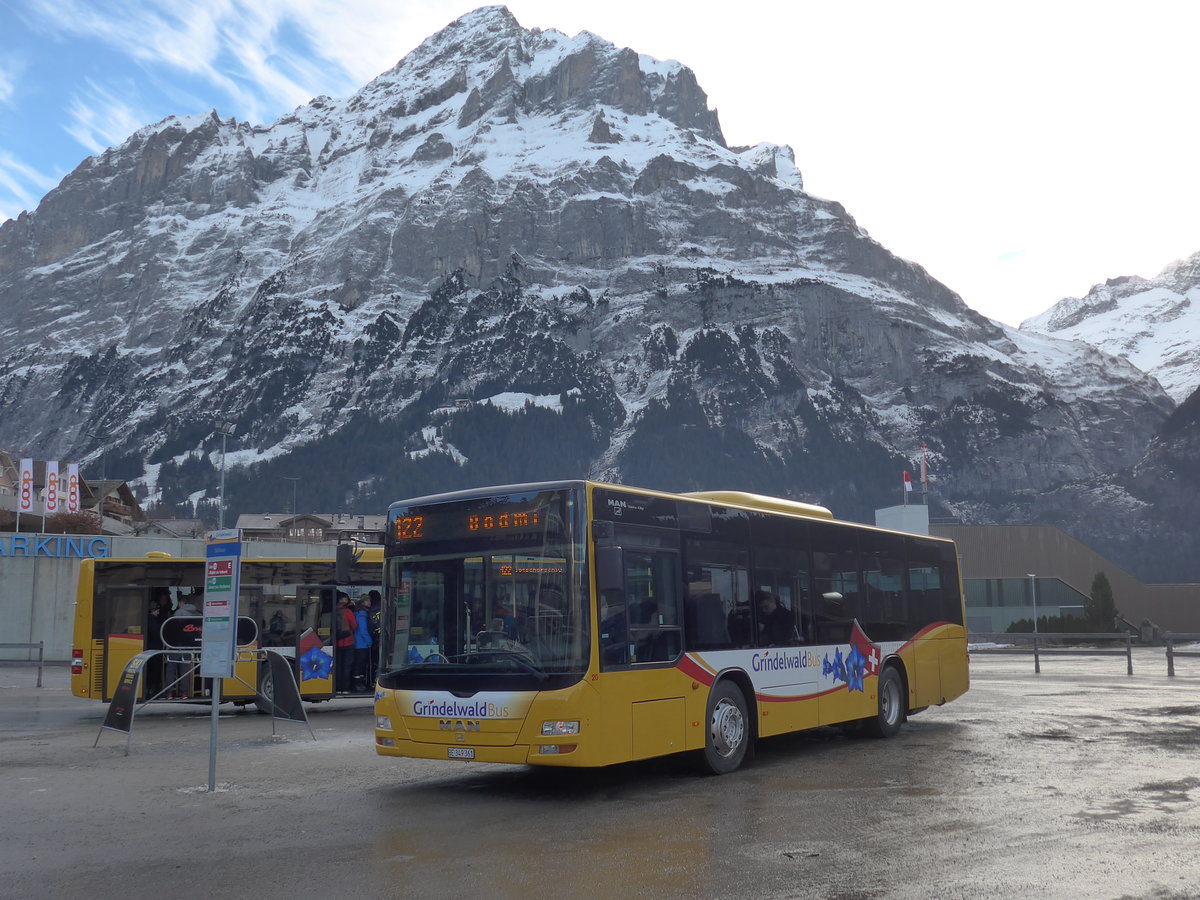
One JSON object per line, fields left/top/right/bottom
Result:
{"left": 392, "top": 497, "right": 554, "bottom": 544}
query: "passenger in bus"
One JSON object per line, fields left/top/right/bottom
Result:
{"left": 756, "top": 590, "right": 796, "bottom": 646}
{"left": 353, "top": 599, "right": 373, "bottom": 692}
{"left": 494, "top": 605, "right": 517, "bottom": 639}
{"left": 145, "top": 589, "right": 171, "bottom": 696}
{"left": 365, "top": 590, "right": 382, "bottom": 684}
{"left": 165, "top": 592, "right": 200, "bottom": 700}
{"left": 335, "top": 593, "right": 357, "bottom": 692}
{"left": 726, "top": 598, "right": 753, "bottom": 646}
{"left": 267, "top": 610, "right": 286, "bottom": 646}
{"left": 476, "top": 618, "right": 513, "bottom": 651}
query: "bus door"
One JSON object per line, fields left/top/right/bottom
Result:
{"left": 287, "top": 585, "right": 336, "bottom": 698}
{"left": 98, "top": 584, "right": 152, "bottom": 700}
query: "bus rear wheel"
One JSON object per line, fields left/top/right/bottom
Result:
{"left": 700, "top": 681, "right": 749, "bottom": 774}
{"left": 865, "top": 665, "right": 906, "bottom": 738}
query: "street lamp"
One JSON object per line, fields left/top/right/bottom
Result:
{"left": 215, "top": 422, "right": 237, "bottom": 530}
{"left": 1026, "top": 573, "right": 1039, "bottom": 634}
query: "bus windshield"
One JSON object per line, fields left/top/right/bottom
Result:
{"left": 380, "top": 488, "right": 588, "bottom": 677}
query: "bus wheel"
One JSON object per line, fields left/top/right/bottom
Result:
{"left": 701, "top": 681, "right": 749, "bottom": 774}
{"left": 866, "top": 666, "right": 905, "bottom": 738}
{"left": 257, "top": 665, "right": 275, "bottom": 713}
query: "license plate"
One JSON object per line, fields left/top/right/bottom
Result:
{"left": 447, "top": 747, "right": 475, "bottom": 760}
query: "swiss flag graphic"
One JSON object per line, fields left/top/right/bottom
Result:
{"left": 850, "top": 620, "right": 881, "bottom": 677}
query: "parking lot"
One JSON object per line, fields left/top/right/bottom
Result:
{"left": 2, "top": 648, "right": 1198, "bottom": 899}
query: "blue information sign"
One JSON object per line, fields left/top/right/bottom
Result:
{"left": 201, "top": 529, "right": 242, "bottom": 677}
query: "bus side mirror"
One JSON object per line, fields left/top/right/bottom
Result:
{"left": 336, "top": 543, "right": 353, "bottom": 583}
{"left": 595, "top": 546, "right": 624, "bottom": 593}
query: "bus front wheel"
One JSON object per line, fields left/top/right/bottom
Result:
{"left": 700, "top": 681, "right": 749, "bottom": 774}
{"left": 865, "top": 665, "right": 906, "bottom": 738}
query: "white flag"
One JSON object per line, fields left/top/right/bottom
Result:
{"left": 67, "top": 463, "right": 80, "bottom": 513}
{"left": 45, "top": 461, "right": 59, "bottom": 514}
{"left": 903, "top": 471, "right": 913, "bottom": 492}
{"left": 19, "top": 458, "right": 34, "bottom": 512}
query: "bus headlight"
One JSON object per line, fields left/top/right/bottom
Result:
{"left": 541, "top": 720, "right": 580, "bottom": 737}
{"left": 376, "top": 716, "right": 392, "bottom": 730}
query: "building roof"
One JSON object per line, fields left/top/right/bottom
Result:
{"left": 234, "top": 513, "right": 388, "bottom": 532}
{"left": 137, "top": 518, "right": 207, "bottom": 538}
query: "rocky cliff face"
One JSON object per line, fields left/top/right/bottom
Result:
{"left": 0, "top": 6, "right": 1186, "bottom": 577}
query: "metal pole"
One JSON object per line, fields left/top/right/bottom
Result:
{"left": 1126, "top": 634, "right": 1133, "bottom": 676}
{"left": 1027, "top": 573, "right": 1039, "bottom": 635}
{"left": 1167, "top": 636, "right": 1175, "bottom": 677}
{"left": 218, "top": 434, "right": 226, "bottom": 532}
{"left": 208, "top": 676, "right": 221, "bottom": 791}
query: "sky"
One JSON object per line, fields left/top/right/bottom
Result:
{"left": 1, "top": 0, "right": 1197, "bottom": 327}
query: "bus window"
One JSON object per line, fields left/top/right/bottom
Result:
{"left": 861, "top": 533, "right": 907, "bottom": 641}
{"left": 751, "top": 545, "right": 809, "bottom": 645}
{"left": 684, "top": 538, "right": 750, "bottom": 650}
{"left": 907, "top": 537, "right": 964, "bottom": 626}
{"left": 623, "top": 549, "right": 681, "bottom": 664}
{"left": 812, "top": 524, "right": 859, "bottom": 644}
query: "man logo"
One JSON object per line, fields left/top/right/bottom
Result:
{"left": 439, "top": 719, "right": 481, "bottom": 732}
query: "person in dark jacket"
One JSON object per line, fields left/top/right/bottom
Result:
{"left": 353, "top": 599, "right": 372, "bottom": 692}
{"left": 335, "top": 593, "right": 357, "bottom": 693}
{"left": 145, "top": 589, "right": 171, "bottom": 696}
{"left": 757, "top": 590, "right": 796, "bottom": 646}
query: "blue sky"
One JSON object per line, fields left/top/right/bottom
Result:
{"left": 2, "top": 0, "right": 1198, "bottom": 326}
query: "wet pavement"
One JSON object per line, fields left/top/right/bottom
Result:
{"left": 1, "top": 648, "right": 1198, "bottom": 899}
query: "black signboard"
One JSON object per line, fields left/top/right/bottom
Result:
{"left": 254, "top": 650, "right": 307, "bottom": 722}
{"left": 163, "top": 615, "right": 258, "bottom": 649}
{"left": 100, "top": 652, "right": 153, "bottom": 735}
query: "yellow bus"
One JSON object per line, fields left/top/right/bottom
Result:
{"left": 373, "top": 481, "right": 969, "bottom": 773}
{"left": 71, "top": 550, "right": 382, "bottom": 704}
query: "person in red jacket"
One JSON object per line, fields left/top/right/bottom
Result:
{"left": 335, "top": 593, "right": 357, "bottom": 693}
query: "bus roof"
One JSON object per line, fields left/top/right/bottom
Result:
{"left": 680, "top": 490, "right": 833, "bottom": 520}
{"left": 386, "top": 480, "right": 834, "bottom": 521}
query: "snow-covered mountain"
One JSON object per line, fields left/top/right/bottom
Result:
{"left": 0, "top": 6, "right": 1188, "bottom": 577}
{"left": 1022, "top": 251, "right": 1200, "bottom": 403}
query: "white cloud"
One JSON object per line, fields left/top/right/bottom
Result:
{"left": 18, "top": 0, "right": 380, "bottom": 123}
{"left": 63, "top": 78, "right": 150, "bottom": 155}
{"left": 0, "top": 62, "right": 17, "bottom": 106}
{"left": 0, "top": 151, "right": 59, "bottom": 222}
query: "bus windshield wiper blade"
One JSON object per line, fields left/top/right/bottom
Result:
{"left": 487, "top": 650, "right": 547, "bottom": 679}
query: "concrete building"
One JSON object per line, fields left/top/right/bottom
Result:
{"left": 932, "top": 524, "right": 1200, "bottom": 635}
{"left": 235, "top": 512, "right": 386, "bottom": 544}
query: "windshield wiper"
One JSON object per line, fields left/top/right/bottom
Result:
{"left": 479, "top": 649, "right": 548, "bottom": 679}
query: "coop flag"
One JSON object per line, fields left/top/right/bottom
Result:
{"left": 44, "top": 461, "right": 59, "bottom": 514}
{"left": 903, "top": 471, "right": 913, "bottom": 492}
{"left": 18, "top": 458, "right": 34, "bottom": 513}
{"left": 66, "top": 464, "right": 80, "bottom": 513}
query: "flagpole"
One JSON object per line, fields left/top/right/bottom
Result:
{"left": 920, "top": 441, "right": 929, "bottom": 504}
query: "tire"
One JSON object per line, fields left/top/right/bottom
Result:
{"left": 259, "top": 664, "right": 274, "bottom": 700}
{"left": 865, "top": 665, "right": 906, "bottom": 738}
{"left": 255, "top": 664, "right": 275, "bottom": 715}
{"left": 700, "top": 681, "right": 750, "bottom": 774}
